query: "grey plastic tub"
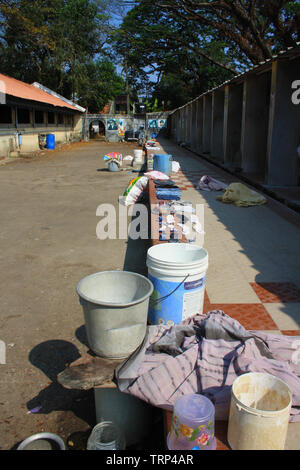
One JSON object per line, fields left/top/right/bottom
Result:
{"left": 76, "top": 271, "right": 153, "bottom": 359}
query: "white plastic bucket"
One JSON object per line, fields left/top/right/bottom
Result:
{"left": 133, "top": 149, "right": 143, "bottom": 162}
{"left": 147, "top": 244, "right": 208, "bottom": 326}
{"left": 227, "top": 372, "right": 292, "bottom": 450}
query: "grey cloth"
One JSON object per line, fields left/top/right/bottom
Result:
{"left": 198, "top": 314, "right": 274, "bottom": 359}
{"left": 151, "top": 325, "right": 195, "bottom": 356}
{"left": 151, "top": 314, "right": 273, "bottom": 359}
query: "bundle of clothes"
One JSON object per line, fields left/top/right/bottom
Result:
{"left": 116, "top": 311, "right": 300, "bottom": 421}
{"left": 197, "top": 176, "right": 267, "bottom": 207}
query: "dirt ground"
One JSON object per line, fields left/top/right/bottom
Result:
{"left": 0, "top": 140, "right": 161, "bottom": 450}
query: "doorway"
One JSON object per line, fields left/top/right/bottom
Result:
{"left": 89, "top": 120, "right": 106, "bottom": 139}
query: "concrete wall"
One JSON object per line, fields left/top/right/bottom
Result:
{"left": 167, "top": 50, "right": 300, "bottom": 187}
{"left": 86, "top": 112, "right": 170, "bottom": 142}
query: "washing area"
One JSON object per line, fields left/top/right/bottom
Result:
{"left": 18, "top": 142, "right": 299, "bottom": 452}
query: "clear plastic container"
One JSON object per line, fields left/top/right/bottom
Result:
{"left": 167, "top": 394, "right": 216, "bottom": 450}
{"left": 87, "top": 421, "right": 126, "bottom": 450}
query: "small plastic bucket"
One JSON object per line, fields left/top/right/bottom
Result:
{"left": 133, "top": 149, "right": 143, "bottom": 162}
{"left": 108, "top": 160, "right": 119, "bottom": 172}
{"left": 147, "top": 244, "right": 208, "bottom": 326}
{"left": 227, "top": 372, "right": 292, "bottom": 450}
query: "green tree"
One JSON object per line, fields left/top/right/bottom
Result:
{"left": 112, "top": 2, "right": 235, "bottom": 107}
{"left": 0, "top": 0, "right": 124, "bottom": 107}
{"left": 74, "top": 59, "right": 125, "bottom": 112}
{"left": 124, "top": 0, "right": 300, "bottom": 64}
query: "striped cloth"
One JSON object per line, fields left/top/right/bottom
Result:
{"left": 116, "top": 311, "right": 300, "bottom": 421}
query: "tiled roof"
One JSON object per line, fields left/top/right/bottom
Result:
{"left": 0, "top": 73, "right": 82, "bottom": 112}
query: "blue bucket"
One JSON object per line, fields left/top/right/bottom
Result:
{"left": 153, "top": 154, "right": 172, "bottom": 176}
{"left": 46, "top": 134, "right": 55, "bottom": 150}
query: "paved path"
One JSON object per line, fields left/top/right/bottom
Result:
{"left": 157, "top": 138, "right": 300, "bottom": 450}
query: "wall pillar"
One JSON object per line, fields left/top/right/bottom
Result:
{"left": 266, "top": 59, "right": 300, "bottom": 186}
{"left": 191, "top": 100, "right": 197, "bottom": 152}
{"left": 211, "top": 89, "right": 225, "bottom": 162}
{"left": 203, "top": 94, "right": 212, "bottom": 153}
{"left": 196, "top": 98, "right": 203, "bottom": 153}
{"left": 223, "top": 84, "right": 243, "bottom": 168}
{"left": 240, "top": 73, "right": 270, "bottom": 179}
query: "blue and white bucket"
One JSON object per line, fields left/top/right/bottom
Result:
{"left": 147, "top": 244, "right": 208, "bottom": 326}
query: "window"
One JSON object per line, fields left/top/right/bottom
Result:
{"left": 18, "top": 108, "right": 30, "bottom": 124}
{"left": 57, "top": 113, "right": 64, "bottom": 125}
{"left": 35, "top": 110, "right": 45, "bottom": 124}
{"left": 0, "top": 105, "right": 12, "bottom": 124}
{"left": 48, "top": 111, "right": 55, "bottom": 124}
{"left": 65, "top": 114, "right": 74, "bottom": 126}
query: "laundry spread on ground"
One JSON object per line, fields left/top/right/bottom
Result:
{"left": 197, "top": 175, "right": 228, "bottom": 192}
{"left": 116, "top": 311, "right": 300, "bottom": 422}
{"left": 217, "top": 182, "right": 267, "bottom": 207}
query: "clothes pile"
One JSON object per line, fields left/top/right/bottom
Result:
{"left": 116, "top": 311, "right": 300, "bottom": 422}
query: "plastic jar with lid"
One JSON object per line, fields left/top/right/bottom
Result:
{"left": 167, "top": 394, "right": 216, "bottom": 450}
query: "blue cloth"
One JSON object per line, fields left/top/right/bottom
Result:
{"left": 157, "top": 194, "right": 181, "bottom": 200}
{"left": 156, "top": 188, "right": 182, "bottom": 201}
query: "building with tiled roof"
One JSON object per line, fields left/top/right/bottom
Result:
{"left": 0, "top": 73, "right": 86, "bottom": 157}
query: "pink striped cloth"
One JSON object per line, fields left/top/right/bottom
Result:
{"left": 116, "top": 311, "right": 300, "bottom": 421}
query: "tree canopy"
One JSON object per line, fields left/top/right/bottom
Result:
{"left": 113, "top": 0, "right": 300, "bottom": 108}
{"left": 0, "top": 0, "right": 125, "bottom": 112}
{"left": 0, "top": 0, "right": 299, "bottom": 111}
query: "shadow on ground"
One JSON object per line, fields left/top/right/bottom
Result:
{"left": 26, "top": 340, "right": 95, "bottom": 427}
{"left": 159, "top": 138, "right": 300, "bottom": 328}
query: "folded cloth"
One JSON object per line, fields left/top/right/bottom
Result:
{"left": 197, "top": 175, "right": 228, "bottom": 191}
{"left": 155, "top": 180, "right": 177, "bottom": 188}
{"left": 217, "top": 182, "right": 267, "bottom": 207}
{"left": 156, "top": 194, "right": 181, "bottom": 201}
{"left": 116, "top": 311, "right": 300, "bottom": 421}
{"left": 144, "top": 171, "right": 169, "bottom": 180}
{"left": 156, "top": 188, "right": 182, "bottom": 201}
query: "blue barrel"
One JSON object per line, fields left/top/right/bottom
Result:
{"left": 153, "top": 154, "right": 172, "bottom": 176}
{"left": 46, "top": 134, "right": 55, "bottom": 150}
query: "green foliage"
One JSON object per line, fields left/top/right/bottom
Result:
{"left": 0, "top": 0, "right": 124, "bottom": 109}
{"left": 112, "top": 2, "right": 234, "bottom": 108}
{"left": 73, "top": 59, "right": 125, "bottom": 112}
